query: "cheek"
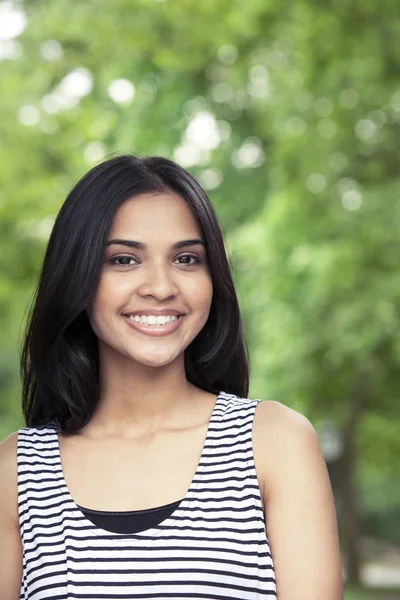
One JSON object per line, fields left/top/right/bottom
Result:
{"left": 85, "top": 278, "right": 118, "bottom": 329}
{"left": 190, "top": 275, "right": 213, "bottom": 312}
{"left": 90, "top": 274, "right": 128, "bottom": 310}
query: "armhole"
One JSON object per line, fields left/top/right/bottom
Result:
{"left": 0, "top": 431, "right": 20, "bottom": 528}
{"left": 16, "top": 429, "right": 26, "bottom": 536}
{"left": 252, "top": 399, "right": 267, "bottom": 515}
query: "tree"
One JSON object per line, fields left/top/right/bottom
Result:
{"left": 1, "top": 0, "right": 399, "bottom": 581}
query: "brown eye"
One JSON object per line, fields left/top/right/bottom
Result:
{"left": 175, "top": 255, "right": 201, "bottom": 265}
{"left": 109, "top": 256, "right": 137, "bottom": 266}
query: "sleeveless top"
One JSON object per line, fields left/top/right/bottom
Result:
{"left": 17, "top": 391, "right": 277, "bottom": 599}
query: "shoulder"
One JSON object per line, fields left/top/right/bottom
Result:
{"left": 253, "top": 399, "right": 318, "bottom": 445}
{"left": 252, "top": 400, "right": 323, "bottom": 495}
{"left": 0, "top": 432, "right": 19, "bottom": 523}
{"left": 0, "top": 432, "right": 24, "bottom": 594}
{"left": 254, "top": 399, "right": 317, "bottom": 432}
{"left": 0, "top": 431, "right": 19, "bottom": 474}
{"left": 252, "top": 401, "right": 343, "bottom": 597}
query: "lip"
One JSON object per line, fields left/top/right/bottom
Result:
{"left": 123, "top": 314, "right": 184, "bottom": 337}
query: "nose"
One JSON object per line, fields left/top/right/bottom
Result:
{"left": 136, "top": 262, "right": 179, "bottom": 301}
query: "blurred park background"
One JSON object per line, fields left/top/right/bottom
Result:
{"left": 1, "top": 0, "right": 400, "bottom": 597}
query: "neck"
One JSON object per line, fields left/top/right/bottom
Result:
{"left": 84, "top": 349, "right": 200, "bottom": 437}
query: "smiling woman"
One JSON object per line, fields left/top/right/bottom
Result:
{"left": 88, "top": 192, "right": 213, "bottom": 370}
{"left": 0, "top": 154, "right": 343, "bottom": 600}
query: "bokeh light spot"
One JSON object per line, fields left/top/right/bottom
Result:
{"left": 329, "top": 152, "right": 348, "bottom": 172}
{"left": 199, "top": 168, "right": 223, "bottom": 190}
{"left": 186, "top": 111, "right": 221, "bottom": 151}
{"left": 217, "top": 44, "right": 238, "bottom": 65}
{"left": 285, "top": 116, "right": 307, "bottom": 136}
{"left": 108, "top": 78, "right": 135, "bottom": 104}
{"left": 314, "top": 97, "right": 333, "bottom": 118}
{"left": 18, "top": 105, "right": 40, "bottom": 126}
{"left": 211, "top": 82, "right": 233, "bottom": 103}
{"left": 84, "top": 141, "right": 107, "bottom": 165}
{"left": 232, "top": 137, "right": 265, "bottom": 169}
{"left": 306, "top": 173, "right": 327, "bottom": 193}
{"left": 40, "top": 40, "right": 63, "bottom": 62}
{"left": 341, "top": 189, "right": 362, "bottom": 211}
{"left": 339, "top": 88, "right": 360, "bottom": 109}
{"left": 60, "top": 68, "right": 93, "bottom": 98}
{"left": 0, "top": 38, "right": 21, "bottom": 59}
{"left": 355, "top": 119, "right": 377, "bottom": 141}
{"left": 0, "top": 2, "right": 26, "bottom": 40}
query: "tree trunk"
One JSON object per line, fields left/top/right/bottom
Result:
{"left": 337, "top": 376, "right": 368, "bottom": 584}
{"left": 339, "top": 427, "right": 361, "bottom": 582}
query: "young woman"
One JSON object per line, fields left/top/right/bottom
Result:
{"left": 0, "top": 155, "right": 343, "bottom": 599}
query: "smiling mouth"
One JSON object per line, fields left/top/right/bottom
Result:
{"left": 124, "top": 314, "right": 183, "bottom": 326}
{"left": 123, "top": 314, "right": 184, "bottom": 336}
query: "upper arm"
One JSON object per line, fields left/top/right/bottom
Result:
{"left": 254, "top": 401, "right": 343, "bottom": 600}
{"left": 0, "top": 431, "right": 23, "bottom": 600}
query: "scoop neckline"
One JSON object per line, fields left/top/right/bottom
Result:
{"left": 51, "top": 390, "right": 224, "bottom": 541}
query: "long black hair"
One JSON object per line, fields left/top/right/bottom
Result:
{"left": 20, "top": 154, "right": 249, "bottom": 433}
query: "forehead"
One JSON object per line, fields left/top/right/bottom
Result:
{"left": 109, "top": 192, "right": 202, "bottom": 237}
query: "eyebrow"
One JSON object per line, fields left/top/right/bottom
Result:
{"left": 106, "top": 238, "right": 206, "bottom": 250}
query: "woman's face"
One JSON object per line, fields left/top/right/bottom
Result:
{"left": 87, "top": 192, "right": 213, "bottom": 369}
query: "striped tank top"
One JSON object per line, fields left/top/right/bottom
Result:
{"left": 17, "top": 391, "right": 277, "bottom": 599}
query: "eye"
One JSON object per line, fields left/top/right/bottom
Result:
{"left": 109, "top": 256, "right": 138, "bottom": 266}
{"left": 175, "top": 254, "right": 201, "bottom": 266}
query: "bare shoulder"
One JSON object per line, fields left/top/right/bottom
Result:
{"left": 253, "top": 400, "right": 326, "bottom": 499}
{"left": 254, "top": 399, "right": 319, "bottom": 449}
{"left": 253, "top": 398, "right": 316, "bottom": 434}
{"left": 0, "top": 432, "right": 19, "bottom": 521}
{"left": 253, "top": 401, "right": 343, "bottom": 598}
{"left": 0, "top": 431, "right": 24, "bottom": 598}
{"left": 0, "top": 431, "right": 19, "bottom": 474}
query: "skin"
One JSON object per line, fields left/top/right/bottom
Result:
{"left": 84, "top": 192, "right": 214, "bottom": 436}
{"left": 254, "top": 401, "right": 344, "bottom": 599}
{"left": 0, "top": 191, "right": 343, "bottom": 599}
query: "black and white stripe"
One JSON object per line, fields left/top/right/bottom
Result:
{"left": 17, "top": 391, "right": 277, "bottom": 599}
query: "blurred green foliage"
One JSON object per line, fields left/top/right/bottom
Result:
{"left": 345, "top": 586, "right": 400, "bottom": 600}
{"left": 0, "top": 0, "right": 399, "bottom": 588}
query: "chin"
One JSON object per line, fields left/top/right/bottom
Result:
{"left": 131, "top": 350, "right": 182, "bottom": 369}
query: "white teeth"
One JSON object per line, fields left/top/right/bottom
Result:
{"left": 128, "top": 314, "right": 180, "bottom": 325}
